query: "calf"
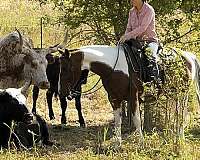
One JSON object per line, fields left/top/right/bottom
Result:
{"left": 0, "top": 82, "right": 33, "bottom": 148}
{"left": 32, "top": 53, "right": 89, "bottom": 127}
{"left": 0, "top": 82, "right": 53, "bottom": 149}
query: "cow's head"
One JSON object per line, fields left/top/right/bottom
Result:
{"left": 0, "top": 82, "right": 34, "bottom": 125}
{"left": 21, "top": 31, "right": 68, "bottom": 89}
{"left": 22, "top": 50, "right": 50, "bottom": 89}
{"left": 8, "top": 30, "right": 49, "bottom": 89}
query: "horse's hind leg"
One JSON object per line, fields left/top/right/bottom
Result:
{"left": 75, "top": 95, "right": 86, "bottom": 127}
{"left": 179, "top": 93, "right": 189, "bottom": 139}
{"left": 32, "top": 86, "right": 39, "bottom": 113}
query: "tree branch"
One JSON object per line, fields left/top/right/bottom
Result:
{"left": 163, "top": 27, "right": 197, "bottom": 45}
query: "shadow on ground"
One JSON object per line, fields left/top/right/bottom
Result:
{"left": 41, "top": 117, "right": 134, "bottom": 155}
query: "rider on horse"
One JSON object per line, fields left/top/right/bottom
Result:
{"left": 120, "top": 0, "right": 160, "bottom": 84}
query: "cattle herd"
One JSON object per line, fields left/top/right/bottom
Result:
{"left": 0, "top": 30, "right": 88, "bottom": 149}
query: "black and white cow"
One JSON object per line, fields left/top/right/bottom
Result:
{"left": 0, "top": 82, "right": 53, "bottom": 149}
{"left": 0, "top": 82, "right": 33, "bottom": 148}
{"left": 13, "top": 113, "right": 54, "bottom": 149}
{"left": 32, "top": 52, "right": 89, "bottom": 127}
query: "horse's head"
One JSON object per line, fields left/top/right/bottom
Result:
{"left": 58, "top": 49, "right": 83, "bottom": 98}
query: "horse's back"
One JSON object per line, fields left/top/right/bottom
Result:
{"left": 79, "top": 45, "right": 128, "bottom": 74}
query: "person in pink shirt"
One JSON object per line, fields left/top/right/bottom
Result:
{"left": 120, "top": 0, "right": 160, "bottom": 83}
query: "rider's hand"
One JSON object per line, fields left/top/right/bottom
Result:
{"left": 119, "top": 35, "right": 127, "bottom": 43}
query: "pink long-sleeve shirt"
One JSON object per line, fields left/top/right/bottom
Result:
{"left": 125, "top": 3, "right": 158, "bottom": 43}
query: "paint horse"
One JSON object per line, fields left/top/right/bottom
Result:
{"left": 58, "top": 44, "right": 200, "bottom": 146}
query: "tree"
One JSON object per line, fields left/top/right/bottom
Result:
{"left": 38, "top": 0, "right": 199, "bottom": 49}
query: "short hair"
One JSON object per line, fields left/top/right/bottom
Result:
{"left": 142, "top": 0, "right": 147, "bottom": 2}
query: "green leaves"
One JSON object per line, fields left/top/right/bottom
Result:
{"left": 37, "top": 0, "right": 199, "bottom": 51}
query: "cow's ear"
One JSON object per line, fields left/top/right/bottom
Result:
{"left": 23, "top": 55, "right": 33, "bottom": 64}
{"left": 59, "top": 48, "right": 70, "bottom": 59}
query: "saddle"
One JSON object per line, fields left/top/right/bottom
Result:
{"left": 122, "top": 39, "right": 163, "bottom": 83}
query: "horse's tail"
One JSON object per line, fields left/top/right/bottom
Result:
{"left": 180, "top": 51, "right": 200, "bottom": 106}
{"left": 193, "top": 58, "right": 200, "bottom": 105}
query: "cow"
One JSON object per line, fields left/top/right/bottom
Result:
{"left": 0, "top": 30, "right": 66, "bottom": 89}
{"left": 32, "top": 52, "right": 89, "bottom": 127}
{"left": 0, "top": 81, "right": 53, "bottom": 149}
{"left": 0, "top": 81, "right": 33, "bottom": 148}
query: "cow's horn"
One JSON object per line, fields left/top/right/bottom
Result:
{"left": 16, "top": 29, "right": 23, "bottom": 48}
{"left": 60, "top": 30, "right": 68, "bottom": 48}
{"left": 47, "top": 30, "right": 68, "bottom": 54}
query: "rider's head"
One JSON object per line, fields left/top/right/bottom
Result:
{"left": 131, "top": 0, "right": 146, "bottom": 10}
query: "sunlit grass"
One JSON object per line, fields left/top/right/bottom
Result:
{"left": 0, "top": 78, "right": 199, "bottom": 159}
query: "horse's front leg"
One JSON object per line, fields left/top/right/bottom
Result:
{"left": 113, "top": 106, "right": 122, "bottom": 146}
{"left": 109, "top": 98, "right": 122, "bottom": 147}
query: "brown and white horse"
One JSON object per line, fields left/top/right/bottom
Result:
{"left": 58, "top": 45, "right": 200, "bottom": 146}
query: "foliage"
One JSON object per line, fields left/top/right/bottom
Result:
{"left": 38, "top": 0, "right": 130, "bottom": 45}
{"left": 36, "top": 0, "right": 199, "bottom": 51}
{"left": 0, "top": 0, "right": 66, "bottom": 48}
{"left": 142, "top": 48, "right": 199, "bottom": 155}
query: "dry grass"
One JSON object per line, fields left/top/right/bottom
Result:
{"left": 0, "top": 0, "right": 200, "bottom": 159}
{"left": 0, "top": 80, "right": 199, "bottom": 160}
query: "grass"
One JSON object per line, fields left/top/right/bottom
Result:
{"left": 0, "top": 84, "right": 200, "bottom": 160}
{"left": 0, "top": 0, "right": 200, "bottom": 159}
